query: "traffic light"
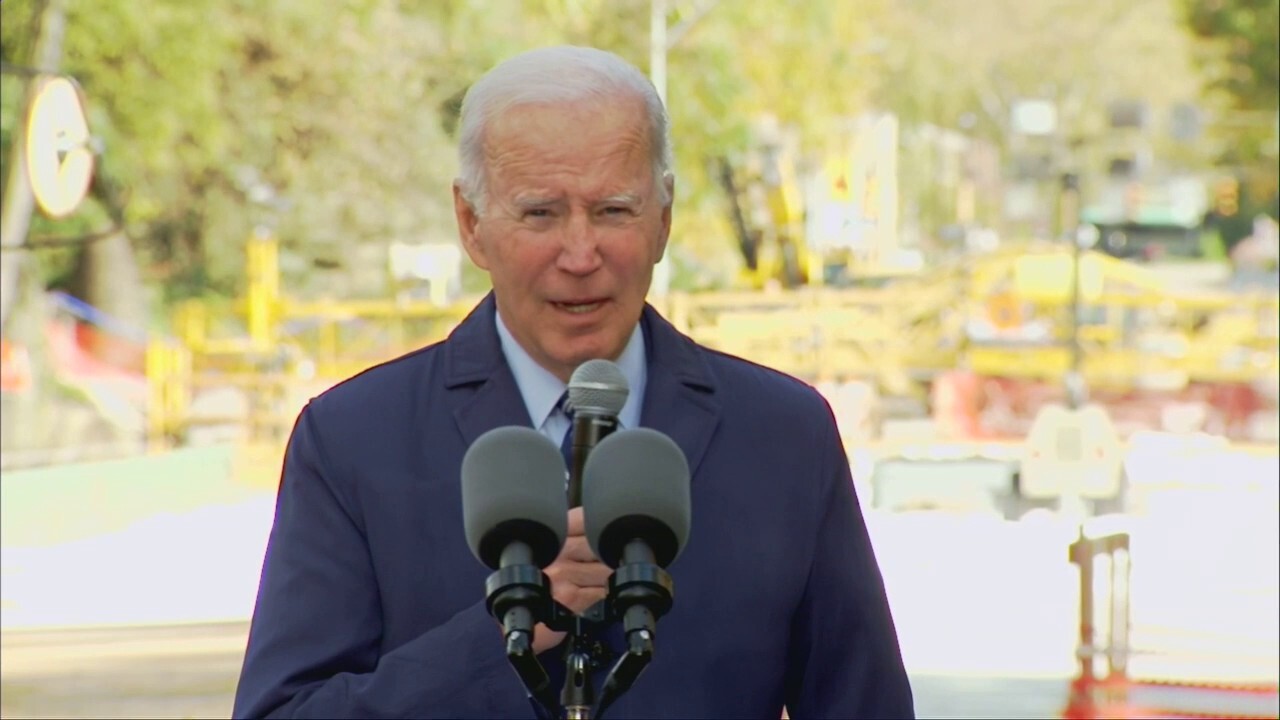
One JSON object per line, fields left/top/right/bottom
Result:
{"left": 1215, "top": 178, "right": 1239, "bottom": 217}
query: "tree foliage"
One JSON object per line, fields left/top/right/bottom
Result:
{"left": 3, "top": 0, "right": 894, "bottom": 301}
{"left": 1181, "top": 0, "right": 1279, "bottom": 178}
{"left": 846, "top": 0, "right": 1210, "bottom": 239}
{"left": 874, "top": 0, "right": 1205, "bottom": 153}
{"left": 0, "top": 0, "right": 1254, "bottom": 317}
{"left": 1183, "top": 0, "right": 1279, "bottom": 111}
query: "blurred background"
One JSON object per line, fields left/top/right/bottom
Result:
{"left": 1, "top": 0, "right": 1277, "bottom": 718}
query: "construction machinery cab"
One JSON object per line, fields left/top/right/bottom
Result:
{"left": 1091, "top": 221, "right": 1202, "bottom": 262}
{"left": 1081, "top": 176, "right": 1209, "bottom": 261}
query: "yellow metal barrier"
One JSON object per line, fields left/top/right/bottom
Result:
{"left": 245, "top": 228, "right": 280, "bottom": 352}
{"left": 145, "top": 338, "right": 191, "bottom": 451}
{"left": 144, "top": 235, "right": 1279, "bottom": 446}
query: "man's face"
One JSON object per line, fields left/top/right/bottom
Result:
{"left": 454, "top": 95, "right": 672, "bottom": 383}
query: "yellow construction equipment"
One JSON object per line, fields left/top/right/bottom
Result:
{"left": 145, "top": 228, "right": 1278, "bottom": 447}
{"left": 717, "top": 113, "right": 906, "bottom": 290}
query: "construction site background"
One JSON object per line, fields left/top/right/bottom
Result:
{"left": 2, "top": 0, "right": 1279, "bottom": 718}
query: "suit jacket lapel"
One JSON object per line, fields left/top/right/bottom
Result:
{"left": 444, "top": 294, "right": 533, "bottom": 446}
{"left": 639, "top": 304, "right": 720, "bottom": 481}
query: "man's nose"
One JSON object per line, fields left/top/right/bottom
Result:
{"left": 557, "top": 212, "right": 602, "bottom": 273}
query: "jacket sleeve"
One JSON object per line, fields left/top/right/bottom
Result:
{"left": 232, "top": 405, "right": 530, "bottom": 719}
{"left": 783, "top": 403, "right": 915, "bottom": 719}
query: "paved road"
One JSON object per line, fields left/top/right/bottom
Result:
{"left": 0, "top": 621, "right": 1073, "bottom": 719}
{"left": 5, "top": 622, "right": 1272, "bottom": 719}
{"left": 1, "top": 622, "right": 246, "bottom": 719}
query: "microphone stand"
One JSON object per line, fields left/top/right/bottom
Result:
{"left": 558, "top": 607, "right": 606, "bottom": 720}
{"left": 592, "top": 542, "right": 673, "bottom": 719}
{"left": 500, "top": 560, "right": 673, "bottom": 720}
{"left": 500, "top": 594, "right": 610, "bottom": 720}
{"left": 489, "top": 437, "right": 673, "bottom": 717}
{"left": 559, "top": 408, "right": 618, "bottom": 717}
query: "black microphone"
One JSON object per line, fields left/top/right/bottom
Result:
{"left": 461, "top": 426, "right": 568, "bottom": 695}
{"left": 565, "top": 359, "right": 629, "bottom": 508}
{"left": 581, "top": 428, "right": 691, "bottom": 716}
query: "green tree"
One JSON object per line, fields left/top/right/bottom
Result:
{"left": 1184, "top": 0, "right": 1279, "bottom": 111}
{"left": 869, "top": 0, "right": 1208, "bottom": 238}
{"left": 1182, "top": 0, "right": 1279, "bottom": 199}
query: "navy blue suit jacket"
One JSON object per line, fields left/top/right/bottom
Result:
{"left": 234, "top": 295, "right": 913, "bottom": 719}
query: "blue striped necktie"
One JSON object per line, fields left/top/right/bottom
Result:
{"left": 556, "top": 392, "right": 574, "bottom": 470}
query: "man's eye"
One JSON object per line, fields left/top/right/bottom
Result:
{"left": 603, "top": 206, "right": 631, "bottom": 215}
{"left": 524, "top": 209, "right": 552, "bottom": 219}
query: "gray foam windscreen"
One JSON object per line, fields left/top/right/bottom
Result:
{"left": 568, "top": 359, "right": 629, "bottom": 416}
{"left": 461, "top": 426, "right": 568, "bottom": 569}
{"left": 582, "top": 428, "right": 690, "bottom": 568}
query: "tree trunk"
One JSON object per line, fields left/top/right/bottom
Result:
{"left": 71, "top": 168, "right": 148, "bottom": 371}
{"left": 0, "top": 0, "right": 67, "bottom": 334}
{"left": 71, "top": 231, "right": 147, "bottom": 369}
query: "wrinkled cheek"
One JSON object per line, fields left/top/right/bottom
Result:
{"left": 506, "top": 266, "right": 546, "bottom": 298}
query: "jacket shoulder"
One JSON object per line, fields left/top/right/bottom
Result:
{"left": 305, "top": 341, "right": 445, "bottom": 418}
{"left": 701, "top": 347, "right": 832, "bottom": 419}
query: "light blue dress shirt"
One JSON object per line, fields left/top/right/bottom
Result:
{"left": 494, "top": 310, "right": 646, "bottom": 447}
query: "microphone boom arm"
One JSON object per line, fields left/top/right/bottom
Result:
{"left": 593, "top": 542, "right": 674, "bottom": 719}
{"left": 593, "top": 623, "right": 654, "bottom": 720}
{"left": 484, "top": 554, "right": 559, "bottom": 717}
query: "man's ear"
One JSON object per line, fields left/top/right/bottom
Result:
{"left": 453, "top": 181, "right": 488, "bottom": 270}
{"left": 655, "top": 174, "right": 674, "bottom": 262}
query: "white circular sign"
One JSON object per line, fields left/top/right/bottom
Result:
{"left": 25, "top": 76, "right": 94, "bottom": 218}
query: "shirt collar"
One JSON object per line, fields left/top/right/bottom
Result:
{"left": 495, "top": 310, "right": 646, "bottom": 431}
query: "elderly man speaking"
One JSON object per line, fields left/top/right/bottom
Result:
{"left": 233, "top": 45, "right": 913, "bottom": 720}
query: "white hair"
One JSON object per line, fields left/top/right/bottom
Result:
{"left": 456, "top": 46, "right": 673, "bottom": 215}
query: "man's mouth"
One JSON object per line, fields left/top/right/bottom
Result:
{"left": 554, "top": 300, "right": 605, "bottom": 315}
